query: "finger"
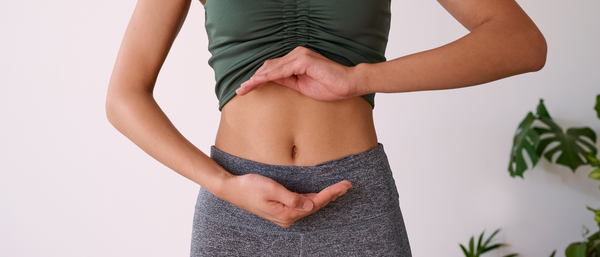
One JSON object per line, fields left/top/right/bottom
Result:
{"left": 254, "top": 46, "right": 312, "bottom": 76}
{"left": 237, "top": 61, "right": 303, "bottom": 95}
{"left": 237, "top": 46, "right": 325, "bottom": 96}
{"left": 254, "top": 46, "right": 323, "bottom": 78}
{"left": 259, "top": 61, "right": 305, "bottom": 83}
{"left": 254, "top": 58, "right": 284, "bottom": 76}
{"left": 269, "top": 184, "right": 314, "bottom": 212}
{"left": 236, "top": 78, "right": 267, "bottom": 95}
{"left": 309, "top": 180, "right": 352, "bottom": 209}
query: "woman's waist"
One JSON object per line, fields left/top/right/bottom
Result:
{"left": 215, "top": 82, "right": 378, "bottom": 166}
{"left": 197, "top": 143, "right": 400, "bottom": 232}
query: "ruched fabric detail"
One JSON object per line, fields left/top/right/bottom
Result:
{"left": 204, "top": 0, "right": 391, "bottom": 110}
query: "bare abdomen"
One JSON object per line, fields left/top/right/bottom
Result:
{"left": 215, "top": 82, "right": 378, "bottom": 166}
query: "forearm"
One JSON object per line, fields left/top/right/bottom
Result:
{"left": 355, "top": 0, "right": 547, "bottom": 94}
{"left": 105, "top": 88, "right": 232, "bottom": 195}
{"left": 104, "top": 0, "right": 232, "bottom": 195}
{"left": 105, "top": 0, "right": 354, "bottom": 227}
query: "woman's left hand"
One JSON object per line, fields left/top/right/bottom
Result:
{"left": 236, "top": 46, "right": 368, "bottom": 101}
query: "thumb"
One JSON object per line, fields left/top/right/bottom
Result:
{"left": 310, "top": 180, "right": 352, "bottom": 208}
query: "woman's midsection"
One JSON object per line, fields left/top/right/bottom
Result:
{"left": 215, "top": 82, "right": 378, "bottom": 166}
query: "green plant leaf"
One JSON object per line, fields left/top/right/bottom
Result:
{"left": 583, "top": 225, "right": 591, "bottom": 237}
{"left": 504, "top": 254, "right": 519, "bottom": 257}
{"left": 460, "top": 244, "right": 471, "bottom": 257}
{"left": 483, "top": 229, "right": 501, "bottom": 248}
{"left": 550, "top": 250, "right": 556, "bottom": 257}
{"left": 590, "top": 168, "right": 600, "bottom": 181}
{"left": 587, "top": 207, "right": 600, "bottom": 228}
{"left": 586, "top": 153, "right": 600, "bottom": 168}
{"left": 595, "top": 94, "right": 600, "bottom": 120}
{"left": 482, "top": 243, "right": 502, "bottom": 253}
{"left": 535, "top": 117, "right": 597, "bottom": 171}
{"left": 469, "top": 236, "right": 475, "bottom": 256}
{"left": 537, "top": 99, "right": 552, "bottom": 119}
{"left": 566, "top": 243, "right": 587, "bottom": 257}
{"left": 477, "top": 231, "right": 485, "bottom": 255}
{"left": 509, "top": 112, "right": 540, "bottom": 177}
{"left": 587, "top": 230, "right": 600, "bottom": 242}
{"left": 586, "top": 231, "right": 600, "bottom": 257}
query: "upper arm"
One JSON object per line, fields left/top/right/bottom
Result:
{"left": 437, "top": 0, "right": 537, "bottom": 32}
{"left": 437, "top": 0, "right": 547, "bottom": 70}
{"left": 109, "top": 0, "right": 192, "bottom": 93}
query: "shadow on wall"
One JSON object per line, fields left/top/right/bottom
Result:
{"left": 536, "top": 161, "right": 600, "bottom": 200}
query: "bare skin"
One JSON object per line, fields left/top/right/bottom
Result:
{"left": 217, "top": 82, "right": 377, "bottom": 166}
{"left": 106, "top": 0, "right": 546, "bottom": 228}
{"left": 237, "top": 0, "right": 547, "bottom": 99}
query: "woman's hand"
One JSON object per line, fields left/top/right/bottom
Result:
{"left": 218, "top": 173, "right": 352, "bottom": 228}
{"left": 237, "top": 46, "right": 368, "bottom": 102}
{"left": 239, "top": 0, "right": 547, "bottom": 98}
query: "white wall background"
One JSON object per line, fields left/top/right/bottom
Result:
{"left": 1, "top": 0, "right": 598, "bottom": 256}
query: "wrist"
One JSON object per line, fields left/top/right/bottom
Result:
{"left": 351, "top": 63, "right": 377, "bottom": 96}
{"left": 190, "top": 156, "right": 236, "bottom": 199}
{"left": 209, "top": 169, "right": 236, "bottom": 200}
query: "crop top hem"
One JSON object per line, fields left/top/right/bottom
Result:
{"left": 205, "top": 0, "right": 390, "bottom": 111}
{"left": 219, "top": 91, "right": 376, "bottom": 111}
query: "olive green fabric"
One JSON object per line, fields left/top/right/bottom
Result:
{"left": 204, "top": 0, "right": 391, "bottom": 110}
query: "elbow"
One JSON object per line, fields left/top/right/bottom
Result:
{"left": 527, "top": 34, "right": 547, "bottom": 72}
{"left": 105, "top": 84, "right": 127, "bottom": 129}
{"left": 105, "top": 91, "right": 119, "bottom": 127}
{"left": 521, "top": 29, "right": 548, "bottom": 72}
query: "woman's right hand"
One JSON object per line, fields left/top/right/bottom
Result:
{"left": 107, "top": 0, "right": 352, "bottom": 229}
{"left": 217, "top": 173, "right": 352, "bottom": 228}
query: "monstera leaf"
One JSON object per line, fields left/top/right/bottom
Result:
{"left": 508, "top": 99, "right": 598, "bottom": 176}
{"left": 508, "top": 112, "right": 540, "bottom": 177}
{"left": 534, "top": 117, "right": 597, "bottom": 171}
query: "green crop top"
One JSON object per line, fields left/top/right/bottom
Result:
{"left": 204, "top": 0, "right": 391, "bottom": 110}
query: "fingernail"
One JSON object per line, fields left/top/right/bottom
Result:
{"left": 302, "top": 200, "right": 314, "bottom": 211}
{"left": 338, "top": 189, "right": 348, "bottom": 197}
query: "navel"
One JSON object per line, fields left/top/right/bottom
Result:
{"left": 291, "top": 145, "right": 298, "bottom": 159}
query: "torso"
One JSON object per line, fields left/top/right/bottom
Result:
{"left": 207, "top": 0, "right": 391, "bottom": 165}
{"left": 215, "top": 82, "right": 378, "bottom": 166}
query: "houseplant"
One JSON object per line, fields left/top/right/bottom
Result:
{"left": 508, "top": 95, "right": 600, "bottom": 256}
{"left": 459, "top": 229, "right": 518, "bottom": 257}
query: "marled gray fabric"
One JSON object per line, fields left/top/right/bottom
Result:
{"left": 191, "top": 144, "right": 412, "bottom": 256}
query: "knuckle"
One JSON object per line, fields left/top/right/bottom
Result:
{"left": 281, "top": 214, "right": 296, "bottom": 224}
{"left": 287, "top": 194, "right": 301, "bottom": 206}
{"left": 263, "top": 182, "right": 278, "bottom": 194}
{"left": 277, "top": 222, "right": 292, "bottom": 228}
{"left": 293, "top": 46, "right": 309, "bottom": 54}
{"left": 263, "top": 59, "right": 274, "bottom": 66}
{"left": 242, "top": 173, "right": 259, "bottom": 183}
{"left": 273, "top": 214, "right": 295, "bottom": 228}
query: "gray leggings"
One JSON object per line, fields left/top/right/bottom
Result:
{"left": 191, "top": 144, "right": 412, "bottom": 256}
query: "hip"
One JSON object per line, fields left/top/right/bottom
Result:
{"left": 191, "top": 143, "right": 412, "bottom": 256}
{"left": 196, "top": 143, "right": 400, "bottom": 232}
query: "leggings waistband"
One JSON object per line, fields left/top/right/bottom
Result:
{"left": 196, "top": 143, "right": 400, "bottom": 233}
